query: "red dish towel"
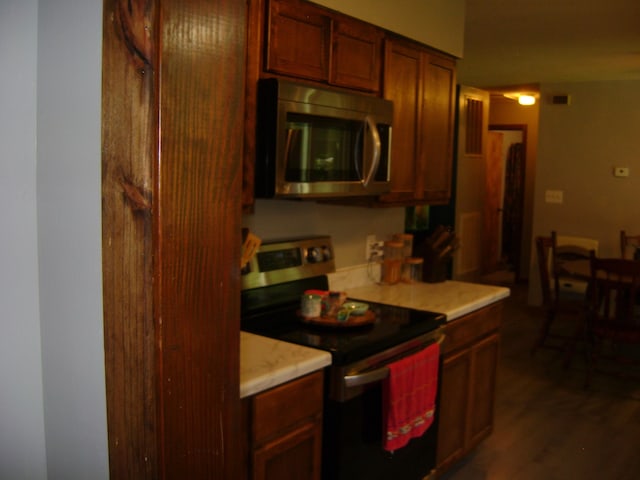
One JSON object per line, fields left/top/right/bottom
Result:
{"left": 382, "top": 342, "right": 440, "bottom": 452}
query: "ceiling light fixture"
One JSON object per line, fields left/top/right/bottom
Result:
{"left": 517, "top": 94, "right": 536, "bottom": 106}
{"left": 503, "top": 92, "right": 538, "bottom": 106}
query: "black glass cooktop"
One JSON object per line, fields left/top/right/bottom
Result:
{"left": 241, "top": 299, "right": 444, "bottom": 366}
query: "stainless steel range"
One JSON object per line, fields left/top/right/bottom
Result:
{"left": 241, "top": 236, "right": 445, "bottom": 480}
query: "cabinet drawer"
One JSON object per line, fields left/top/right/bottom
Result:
{"left": 442, "top": 302, "right": 503, "bottom": 355}
{"left": 252, "top": 371, "right": 323, "bottom": 445}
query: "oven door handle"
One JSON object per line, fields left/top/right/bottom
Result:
{"left": 342, "top": 333, "right": 445, "bottom": 389}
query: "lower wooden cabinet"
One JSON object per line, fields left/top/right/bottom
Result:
{"left": 245, "top": 371, "right": 324, "bottom": 480}
{"left": 253, "top": 421, "right": 322, "bottom": 480}
{"left": 436, "top": 302, "right": 502, "bottom": 474}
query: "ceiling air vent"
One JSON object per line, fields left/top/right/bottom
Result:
{"left": 550, "top": 94, "right": 571, "bottom": 105}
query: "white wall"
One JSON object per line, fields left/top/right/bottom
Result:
{"left": 529, "top": 80, "right": 640, "bottom": 303}
{"left": 37, "top": 0, "right": 108, "bottom": 477}
{"left": 244, "top": 200, "right": 406, "bottom": 268}
{"left": 0, "top": 1, "right": 47, "bottom": 477}
{"left": 0, "top": 0, "right": 108, "bottom": 478}
{"left": 310, "top": 0, "right": 465, "bottom": 57}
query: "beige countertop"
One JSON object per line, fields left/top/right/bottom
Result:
{"left": 240, "top": 331, "right": 331, "bottom": 398}
{"left": 346, "top": 280, "right": 510, "bottom": 321}
{"left": 240, "top": 279, "right": 509, "bottom": 398}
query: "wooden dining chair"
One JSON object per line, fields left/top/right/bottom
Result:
{"left": 531, "top": 235, "right": 586, "bottom": 366}
{"left": 551, "top": 231, "right": 597, "bottom": 300}
{"left": 620, "top": 230, "right": 640, "bottom": 260}
{"left": 584, "top": 252, "right": 640, "bottom": 387}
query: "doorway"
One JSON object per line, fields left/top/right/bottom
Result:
{"left": 489, "top": 124, "right": 527, "bottom": 282}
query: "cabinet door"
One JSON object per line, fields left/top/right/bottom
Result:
{"left": 266, "top": 0, "right": 331, "bottom": 82}
{"left": 381, "top": 38, "right": 422, "bottom": 203}
{"left": 436, "top": 347, "right": 471, "bottom": 471}
{"left": 253, "top": 421, "right": 322, "bottom": 480}
{"left": 466, "top": 333, "right": 500, "bottom": 449}
{"left": 419, "top": 54, "right": 456, "bottom": 203}
{"left": 331, "top": 18, "right": 382, "bottom": 92}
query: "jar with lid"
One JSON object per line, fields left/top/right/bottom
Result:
{"left": 393, "top": 233, "right": 414, "bottom": 258}
{"left": 382, "top": 241, "right": 403, "bottom": 284}
{"left": 401, "top": 257, "right": 424, "bottom": 283}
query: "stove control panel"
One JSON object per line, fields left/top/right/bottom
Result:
{"left": 242, "top": 236, "right": 335, "bottom": 290}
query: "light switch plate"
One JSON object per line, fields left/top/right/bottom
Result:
{"left": 545, "top": 190, "right": 563, "bottom": 204}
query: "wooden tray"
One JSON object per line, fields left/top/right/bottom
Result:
{"left": 299, "top": 309, "right": 376, "bottom": 328}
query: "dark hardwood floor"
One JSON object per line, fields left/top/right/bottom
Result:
{"left": 440, "top": 279, "right": 640, "bottom": 480}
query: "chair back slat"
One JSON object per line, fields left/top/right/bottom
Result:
{"left": 535, "top": 236, "right": 553, "bottom": 307}
{"left": 620, "top": 230, "right": 640, "bottom": 260}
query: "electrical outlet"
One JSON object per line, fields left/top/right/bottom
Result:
{"left": 371, "top": 241, "right": 384, "bottom": 259}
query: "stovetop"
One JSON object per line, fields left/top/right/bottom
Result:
{"left": 240, "top": 236, "right": 444, "bottom": 366}
{"left": 241, "top": 295, "right": 444, "bottom": 366}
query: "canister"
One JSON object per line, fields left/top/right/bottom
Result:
{"left": 382, "top": 241, "right": 403, "bottom": 284}
{"left": 393, "top": 233, "right": 414, "bottom": 258}
{"left": 301, "top": 293, "right": 322, "bottom": 318}
{"left": 401, "top": 257, "right": 424, "bottom": 283}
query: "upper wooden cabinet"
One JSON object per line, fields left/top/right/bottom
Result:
{"left": 331, "top": 18, "right": 383, "bottom": 92}
{"left": 379, "top": 36, "right": 456, "bottom": 206}
{"left": 265, "top": 0, "right": 382, "bottom": 92}
{"left": 242, "top": 0, "right": 456, "bottom": 210}
{"left": 266, "top": 0, "right": 331, "bottom": 82}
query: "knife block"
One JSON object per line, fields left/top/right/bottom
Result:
{"left": 423, "top": 255, "right": 449, "bottom": 283}
{"left": 420, "top": 245, "right": 450, "bottom": 283}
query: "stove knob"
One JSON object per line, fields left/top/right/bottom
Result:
{"left": 321, "top": 246, "right": 333, "bottom": 261}
{"left": 306, "top": 247, "right": 323, "bottom": 263}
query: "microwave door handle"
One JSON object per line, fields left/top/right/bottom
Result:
{"left": 284, "top": 128, "right": 296, "bottom": 166}
{"left": 361, "top": 115, "right": 381, "bottom": 187}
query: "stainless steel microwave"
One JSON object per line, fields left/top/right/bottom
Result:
{"left": 255, "top": 79, "right": 393, "bottom": 198}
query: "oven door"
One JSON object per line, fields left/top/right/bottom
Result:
{"left": 322, "top": 330, "right": 444, "bottom": 480}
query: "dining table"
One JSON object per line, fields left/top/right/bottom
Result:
{"left": 558, "top": 258, "right": 638, "bottom": 284}
{"left": 558, "top": 256, "right": 640, "bottom": 326}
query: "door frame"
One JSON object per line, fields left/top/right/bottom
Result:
{"left": 488, "top": 124, "right": 527, "bottom": 282}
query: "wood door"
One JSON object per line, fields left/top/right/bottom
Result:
{"left": 253, "top": 422, "right": 322, "bottom": 480}
{"left": 436, "top": 347, "right": 472, "bottom": 471}
{"left": 251, "top": 372, "right": 323, "bottom": 480}
{"left": 381, "top": 38, "right": 422, "bottom": 203}
{"left": 466, "top": 333, "right": 500, "bottom": 449}
{"left": 452, "top": 85, "right": 489, "bottom": 281}
{"left": 266, "top": 0, "right": 331, "bottom": 82}
{"left": 331, "top": 17, "right": 383, "bottom": 92}
{"left": 419, "top": 53, "right": 456, "bottom": 203}
{"left": 482, "top": 131, "right": 504, "bottom": 274}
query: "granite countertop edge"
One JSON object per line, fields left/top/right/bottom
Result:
{"left": 240, "top": 331, "right": 332, "bottom": 399}
{"left": 345, "top": 280, "right": 510, "bottom": 321}
{"left": 240, "top": 280, "right": 510, "bottom": 398}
